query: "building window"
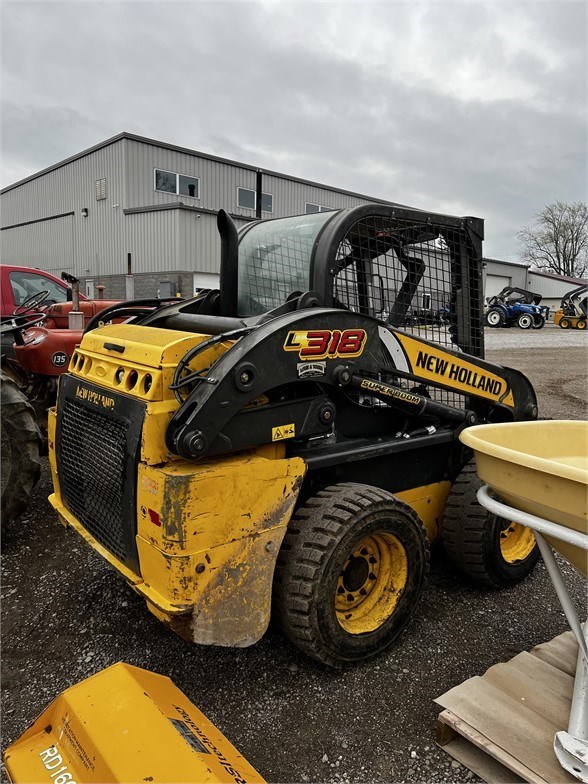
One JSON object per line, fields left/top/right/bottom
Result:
{"left": 261, "top": 192, "right": 273, "bottom": 213}
{"left": 305, "top": 202, "right": 332, "bottom": 214}
{"left": 237, "top": 187, "right": 273, "bottom": 213}
{"left": 95, "top": 178, "right": 107, "bottom": 200}
{"left": 154, "top": 169, "right": 200, "bottom": 199}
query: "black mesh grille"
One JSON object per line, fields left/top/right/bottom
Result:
{"left": 331, "top": 213, "right": 482, "bottom": 407}
{"left": 60, "top": 399, "right": 132, "bottom": 564}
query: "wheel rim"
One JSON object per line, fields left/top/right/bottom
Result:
{"left": 499, "top": 521, "right": 536, "bottom": 563}
{"left": 335, "top": 533, "right": 408, "bottom": 634}
{"left": 560, "top": 319, "right": 569, "bottom": 329}
{"left": 519, "top": 315, "right": 532, "bottom": 328}
{"left": 487, "top": 310, "right": 500, "bottom": 325}
{"left": 578, "top": 320, "right": 586, "bottom": 330}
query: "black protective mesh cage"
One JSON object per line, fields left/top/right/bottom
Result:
{"left": 331, "top": 213, "right": 484, "bottom": 406}
{"left": 236, "top": 209, "right": 483, "bottom": 409}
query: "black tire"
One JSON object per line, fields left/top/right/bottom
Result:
{"left": 273, "top": 483, "right": 429, "bottom": 668}
{"left": 559, "top": 318, "right": 570, "bottom": 329}
{"left": 1, "top": 372, "right": 42, "bottom": 524}
{"left": 442, "top": 462, "right": 540, "bottom": 588}
{"left": 517, "top": 313, "right": 533, "bottom": 329}
{"left": 485, "top": 308, "right": 505, "bottom": 327}
{"left": 532, "top": 315, "right": 545, "bottom": 329}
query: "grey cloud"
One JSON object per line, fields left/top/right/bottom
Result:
{"left": 1, "top": 0, "right": 586, "bottom": 259}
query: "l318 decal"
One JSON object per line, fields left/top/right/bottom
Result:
{"left": 284, "top": 329, "right": 367, "bottom": 360}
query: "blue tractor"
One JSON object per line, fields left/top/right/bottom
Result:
{"left": 484, "top": 286, "right": 547, "bottom": 329}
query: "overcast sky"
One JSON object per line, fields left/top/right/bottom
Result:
{"left": 1, "top": 0, "right": 586, "bottom": 258}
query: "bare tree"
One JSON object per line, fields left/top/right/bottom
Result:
{"left": 518, "top": 201, "right": 588, "bottom": 278}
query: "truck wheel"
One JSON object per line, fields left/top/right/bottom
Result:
{"left": 442, "top": 462, "right": 539, "bottom": 588}
{"left": 559, "top": 318, "right": 570, "bottom": 329}
{"left": 485, "top": 309, "right": 504, "bottom": 327}
{"left": 273, "top": 483, "right": 429, "bottom": 668}
{"left": 517, "top": 313, "right": 533, "bottom": 329}
{"left": 1, "top": 372, "right": 42, "bottom": 524}
{"left": 532, "top": 315, "right": 545, "bottom": 329}
{"left": 577, "top": 319, "right": 586, "bottom": 330}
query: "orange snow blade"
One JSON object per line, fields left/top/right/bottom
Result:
{"left": 3, "top": 662, "right": 265, "bottom": 784}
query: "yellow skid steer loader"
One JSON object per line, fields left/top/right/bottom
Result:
{"left": 49, "top": 204, "right": 539, "bottom": 667}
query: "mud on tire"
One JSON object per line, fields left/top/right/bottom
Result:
{"left": 441, "top": 461, "right": 540, "bottom": 588}
{"left": 1, "top": 372, "right": 42, "bottom": 524}
{"left": 273, "top": 482, "right": 429, "bottom": 668}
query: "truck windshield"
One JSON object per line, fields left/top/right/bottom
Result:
{"left": 9, "top": 270, "right": 68, "bottom": 306}
{"left": 237, "top": 212, "right": 333, "bottom": 316}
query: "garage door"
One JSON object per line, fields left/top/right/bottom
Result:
{"left": 485, "top": 275, "right": 511, "bottom": 299}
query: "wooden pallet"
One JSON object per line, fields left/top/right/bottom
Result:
{"left": 435, "top": 631, "right": 579, "bottom": 783}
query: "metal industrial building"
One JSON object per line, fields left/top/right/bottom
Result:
{"left": 1, "top": 132, "right": 398, "bottom": 299}
{"left": 483, "top": 257, "right": 588, "bottom": 317}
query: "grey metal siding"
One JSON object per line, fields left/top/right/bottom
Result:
{"left": 262, "top": 174, "right": 372, "bottom": 217}
{"left": 124, "top": 139, "right": 259, "bottom": 218}
{"left": 528, "top": 272, "right": 582, "bottom": 300}
{"left": 124, "top": 209, "right": 179, "bottom": 274}
{"left": 0, "top": 214, "right": 75, "bottom": 273}
{"left": 178, "top": 211, "right": 251, "bottom": 274}
{"left": 1, "top": 140, "right": 127, "bottom": 277}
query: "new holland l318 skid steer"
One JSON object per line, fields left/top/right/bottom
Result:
{"left": 49, "top": 204, "right": 539, "bottom": 667}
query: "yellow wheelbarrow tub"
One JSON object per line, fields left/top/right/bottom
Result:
{"left": 460, "top": 420, "right": 588, "bottom": 576}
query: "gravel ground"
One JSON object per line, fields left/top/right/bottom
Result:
{"left": 2, "top": 326, "right": 587, "bottom": 783}
{"left": 484, "top": 321, "right": 588, "bottom": 351}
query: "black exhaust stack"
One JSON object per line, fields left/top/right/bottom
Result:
{"left": 218, "top": 209, "right": 239, "bottom": 317}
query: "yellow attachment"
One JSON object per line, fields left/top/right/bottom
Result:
{"left": 3, "top": 662, "right": 265, "bottom": 784}
{"left": 335, "top": 533, "right": 408, "bottom": 634}
{"left": 460, "top": 420, "right": 588, "bottom": 576}
{"left": 499, "top": 521, "right": 537, "bottom": 564}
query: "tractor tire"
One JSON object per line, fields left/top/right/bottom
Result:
{"left": 532, "top": 315, "right": 545, "bottom": 329}
{"left": 273, "top": 483, "right": 429, "bottom": 668}
{"left": 577, "top": 319, "right": 586, "bottom": 330}
{"left": 485, "top": 308, "right": 504, "bottom": 328}
{"left": 517, "top": 313, "right": 533, "bottom": 329}
{"left": 442, "top": 462, "right": 540, "bottom": 588}
{"left": 1, "top": 372, "right": 42, "bottom": 525}
{"left": 559, "top": 318, "right": 570, "bottom": 329}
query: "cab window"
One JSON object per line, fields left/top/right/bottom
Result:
{"left": 9, "top": 271, "right": 68, "bottom": 306}
{"left": 237, "top": 212, "right": 333, "bottom": 316}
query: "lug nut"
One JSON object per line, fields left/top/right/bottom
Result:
{"left": 196, "top": 563, "right": 206, "bottom": 574}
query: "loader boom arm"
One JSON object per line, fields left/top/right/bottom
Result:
{"left": 167, "top": 308, "right": 537, "bottom": 459}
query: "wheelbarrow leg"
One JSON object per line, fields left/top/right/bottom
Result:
{"left": 533, "top": 533, "right": 588, "bottom": 783}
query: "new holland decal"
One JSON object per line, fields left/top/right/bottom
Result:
{"left": 390, "top": 332, "right": 515, "bottom": 406}
{"left": 75, "top": 385, "right": 115, "bottom": 410}
{"left": 284, "top": 329, "right": 367, "bottom": 360}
